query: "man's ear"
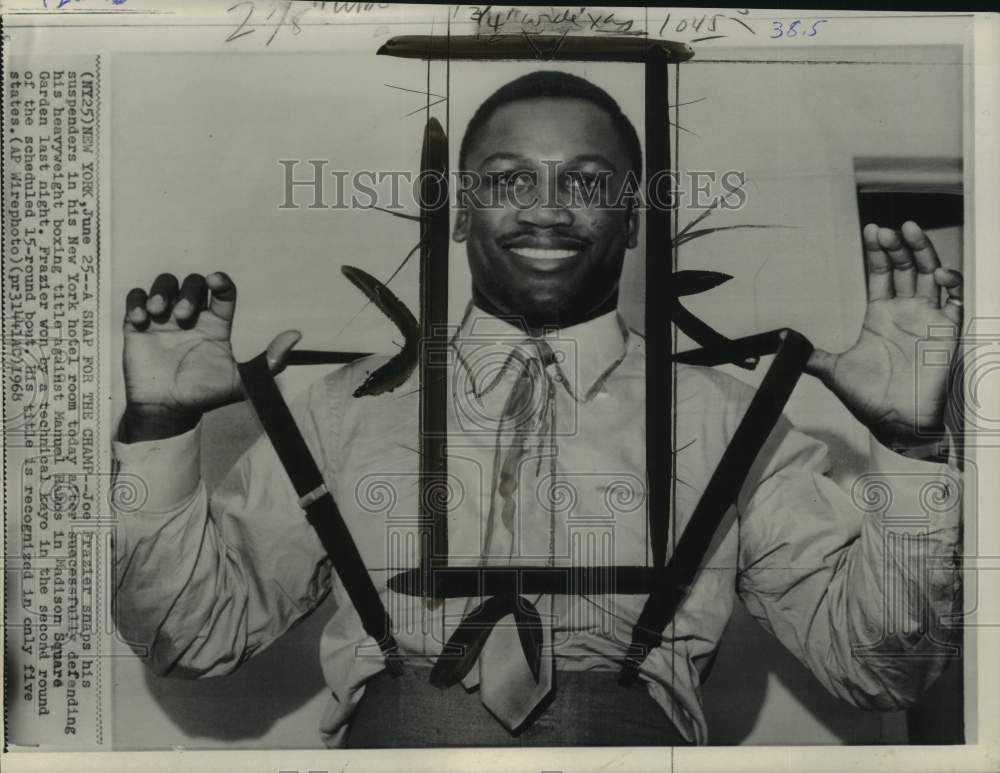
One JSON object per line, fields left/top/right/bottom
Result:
{"left": 453, "top": 204, "right": 469, "bottom": 243}
{"left": 626, "top": 203, "right": 639, "bottom": 249}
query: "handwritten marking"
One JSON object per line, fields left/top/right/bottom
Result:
{"left": 226, "top": 0, "right": 310, "bottom": 46}
{"left": 226, "top": 0, "right": 255, "bottom": 42}
{"left": 468, "top": 5, "right": 643, "bottom": 40}
{"left": 264, "top": 1, "right": 293, "bottom": 46}
{"left": 226, "top": 1, "right": 386, "bottom": 46}
{"left": 43, "top": 0, "right": 127, "bottom": 8}
{"left": 770, "top": 19, "right": 829, "bottom": 39}
{"left": 316, "top": 1, "right": 391, "bottom": 12}
{"left": 658, "top": 10, "right": 756, "bottom": 40}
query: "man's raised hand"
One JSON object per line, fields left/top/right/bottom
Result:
{"left": 805, "top": 221, "right": 964, "bottom": 451}
{"left": 120, "top": 272, "right": 300, "bottom": 441}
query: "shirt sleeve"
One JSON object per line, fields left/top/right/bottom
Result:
{"left": 111, "top": 376, "right": 341, "bottom": 678}
{"left": 733, "top": 382, "right": 962, "bottom": 710}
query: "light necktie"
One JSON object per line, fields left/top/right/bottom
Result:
{"left": 460, "top": 340, "right": 559, "bottom": 732}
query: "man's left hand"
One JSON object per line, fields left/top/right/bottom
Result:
{"left": 805, "top": 220, "right": 963, "bottom": 452}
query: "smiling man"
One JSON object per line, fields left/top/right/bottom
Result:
{"left": 456, "top": 75, "right": 640, "bottom": 332}
{"left": 112, "top": 71, "right": 964, "bottom": 747}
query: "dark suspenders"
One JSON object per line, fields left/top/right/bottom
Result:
{"left": 236, "top": 326, "right": 812, "bottom": 683}
{"left": 232, "top": 35, "right": 816, "bottom": 686}
{"left": 620, "top": 328, "right": 812, "bottom": 684}
{"left": 236, "top": 352, "right": 403, "bottom": 675}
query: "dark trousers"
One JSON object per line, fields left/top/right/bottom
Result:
{"left": 346, "top": 665, "right": 692, "bottom": 748}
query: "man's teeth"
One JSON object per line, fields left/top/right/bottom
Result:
{"left": 509, "top": 247, "right": 579, "bottom": 259}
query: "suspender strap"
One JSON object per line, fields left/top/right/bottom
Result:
{"left": 644, "top": 46, "right": 673, "bottom": 571}
{"left": 387, "top": 565, "right": 682, "bottom": 597}
{"left": 620, "top": 329, "right": 813, "bottom": 684}
{"left": 670, "top": 298, "right": 759, "bottom": 370}
{"left": 419, "top": 117, "right": 450, "bottom": 582}
{"left": 237, "top": 352, "right": 402, "bottom": 675}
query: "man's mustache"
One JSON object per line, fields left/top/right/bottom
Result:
{"left": 499, "top": 230, "right": 591, "bottom": 250}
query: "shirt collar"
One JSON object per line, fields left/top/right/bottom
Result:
{"left": 451, "top": 302, "right": 630, "bottom": 402}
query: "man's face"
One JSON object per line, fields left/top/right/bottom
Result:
{"left": 455, "top": 97, "right": 639, "bottom": 329}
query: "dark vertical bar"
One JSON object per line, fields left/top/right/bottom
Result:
{"left": 645, "top": 48, "right": 672, "bottom": 569}
{"left": 420, "top": 117, "right": 450, "bottom": 584}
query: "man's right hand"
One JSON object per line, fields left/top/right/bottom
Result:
{"left": 120, "top": 272, "right": 300, "bottom": 442}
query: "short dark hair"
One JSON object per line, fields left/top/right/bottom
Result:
{"left": 458, "top": 70, "right": 643, "bottom": 178}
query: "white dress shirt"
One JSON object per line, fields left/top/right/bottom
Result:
{"left": 111, "top": 305, "right": 962, "bottom": 745}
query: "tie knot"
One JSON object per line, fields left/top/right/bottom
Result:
{"left": 476, "top": 338, "right": 560, "bottom": 401}
{"left": 510, "top": 338, "right": 558, "bottom": 374}
{"left": 529, "top": 338, "right": 559, "bottom": 368}
{"left": 493, "top": 339, "right": 560, "bottom": 435}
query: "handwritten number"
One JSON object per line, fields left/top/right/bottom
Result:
{"left": 266, "top": 1, "right": 292, "bottom": 45}
{"left": 808, "top": 20, "right": 828, "bottom": 36}
{"left": 290, "top": 5, "right": 306, "bottom": 35}
{"left": 771, "top": 18, "right": 827, "bottom": 39}
{"left": 227, "top": 1, "right": 256, "bottom": 43}
{"left": 659, "top": 11, "right": 756, "bottom": 39}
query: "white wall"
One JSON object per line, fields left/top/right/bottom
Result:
{"left": 676, "top": 46, "right": 963, "bottom": 745}
{"left": 110, "top": 45, "right": 963, "bottom": 748}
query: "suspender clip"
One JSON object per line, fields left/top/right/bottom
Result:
{"left": 298, "top": 483, "right": 330, "bottom": 510}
